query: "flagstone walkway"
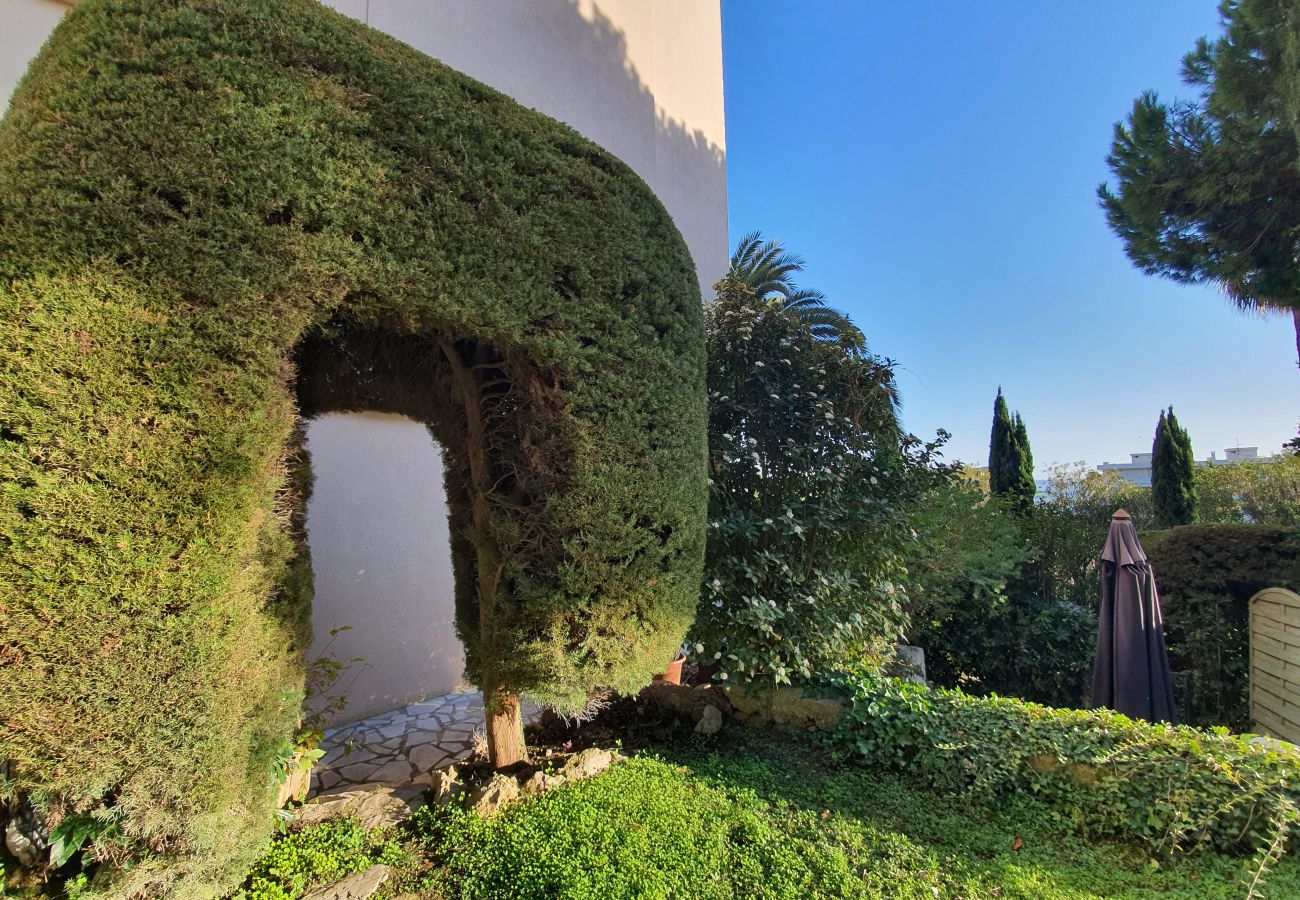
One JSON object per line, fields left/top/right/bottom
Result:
{"left": 310, "top": 691, "right": 485, "bottom": 796}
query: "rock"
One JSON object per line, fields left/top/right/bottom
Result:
{"left": 301, "top": 863, "right": 391, "bottom": 900}
{"left": 891, "top": 644, "right": 927, "bottom": 684}
{"left": 694, "top": 704, "right": 724, "bottom": 735}
{"left": 521, "top": 771, "right": 565, "bottom": 795}
{"left": 469, "top": 773, "right": 520, "bottom": 817}
{"left": 724, "top": 683, "right": 767, "bottom": 722}
{"left": 559, "top": 747, "right": 617, "bottom": 781}
{"left": 724, "top": 684, "right": 845, "bottom": 731}
{"left": 5, "top": 818, "right": 44, "bottom": 868}
{"left": 407, "top": 742, "right": 448, "bottom": 772}
{"left": 641, "top": 682, "right": 734, "bottom": 720}
{"left": 770, "top": 686, "right": 844, "bottom": 730}
{"left": 429, "top": 765, "right": 463, "bottom": 806}
{"left": 293, "top": 784, "right": 419, "bottom": 829}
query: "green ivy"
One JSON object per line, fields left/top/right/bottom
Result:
{"left": 820, "top": 672, "right": 1300, "bottom": 864}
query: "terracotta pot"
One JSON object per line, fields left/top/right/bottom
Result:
{"left": 653, "top": 650, "right": 688, "bottom": 685}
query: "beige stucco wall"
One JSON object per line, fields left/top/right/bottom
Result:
{"left": 0, "top": 0, "right": 70, "bottom": 110}
{"left": 303, "top": 414, "right": 465, "bottom": 721}
{"left": 2, "top": 0, "right": 726, "bottom": 725}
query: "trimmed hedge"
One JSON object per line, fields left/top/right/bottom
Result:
{"left": 1146, "top": 525, "right": 1300, "bottom": 729}
{"left": 822, "top": 673, "right": 1300, "bottom": 858}
{"left": 0, "top": 0, "right": 705, "bottom": 893}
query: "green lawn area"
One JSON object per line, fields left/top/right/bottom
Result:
{"left": 250, "top": 725, "right": 1300, "bottom": 899}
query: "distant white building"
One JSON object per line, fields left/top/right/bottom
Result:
{"left": 1098, "top": 447, "right": 1279, "bottom": 487}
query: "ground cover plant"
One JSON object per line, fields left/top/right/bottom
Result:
{"left": 0, "top": 0, "right": 705, "bottom": 891}
{"left": 241, "top": 714, "right": 1300, "bottom": 899}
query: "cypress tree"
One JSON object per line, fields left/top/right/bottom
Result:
{"left": 1012, "top": 412, "right": 1037, "bottom": 510}
{"left": 0, "top": 0, "right": 707, "bottom": 886}
{"left": 989, "top": 389, "right": 1016, "bottom": 494}
{"left": 989, "top": 389, "right": 1035, "bottom": 512}
{"left": 1152, "top": 406, "right": 1197, "bottom": 527}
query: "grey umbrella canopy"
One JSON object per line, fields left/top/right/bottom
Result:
{"left": 1090, "top": 509, "right": 1176, "bottom": 722}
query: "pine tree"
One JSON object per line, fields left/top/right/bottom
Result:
{"left": 1152, "top": 407, "right": 1197, "bottom": 527}
{"left": 989, "top": 389, "right": 1036, "bottom": 512}
{"left": 1099, "top": 0, "right": 1300, "bottom": 369}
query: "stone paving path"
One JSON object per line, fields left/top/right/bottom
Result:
{"left": 311, "top": 691, "right": 485, "bottom": 796}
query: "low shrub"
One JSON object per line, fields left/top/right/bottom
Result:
{"left": 1145, "top": 525, "right": 1300, "bottom": 729}
{"left": 821, "top": 672, "right": 1300, "bottom": 861}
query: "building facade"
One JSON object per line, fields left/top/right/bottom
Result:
{"left": 3, "top": 0, "right": 727, "bottom": 722}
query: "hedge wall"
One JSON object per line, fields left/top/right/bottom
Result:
{"left": 1145, "top": 525, "right": 1300, "bottom": 730}
{"left": 0, "top": 0, "right": 706, "bottom": 894}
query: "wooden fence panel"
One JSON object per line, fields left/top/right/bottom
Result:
{"left": 1250, "top": 587, "right": 1300, "bottom": 744}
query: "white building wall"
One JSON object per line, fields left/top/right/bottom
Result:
{"left": 2, "top": 0, "right": 727, "bottom": 724}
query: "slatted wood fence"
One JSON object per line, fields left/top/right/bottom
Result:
{"left": 1249, "top": 587, "right": 1300, "bottom": 744}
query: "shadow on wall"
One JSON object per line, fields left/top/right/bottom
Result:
{"left": 355, "top": 0, "right": 729, "bottom": 294}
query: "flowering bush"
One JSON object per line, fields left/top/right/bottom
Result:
{"left": 690, "top": 278, "right": 948, "bottom": 683}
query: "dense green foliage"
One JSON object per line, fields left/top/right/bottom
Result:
{"left": 230, "top": 819, "right": 406, "bottom": 900}
{"left": 381, "top": 725, "right": 1300, "bottom": 898}
{"left": 988, "top": 390, "right": 1035, "bottom": 512}
{"left": 692, "top": 276, "right": 945, "bottom": 684}
{"left": 1153, "top": 407, "right": 1198, "bottom": 527}
{"left": 909, "top": 465, "right": 1152, "bottom": 708}
{"left": 1099, "top": 0, "right": 1300, "bottom": 367}
{"left": 824, "top": 672, "right": 1300, "bottom": 863}
{"left": 0, "top": 0, "right": 705, "bottom": 891}
{"left": 901, "top": 477, "right": 1027, "bottom": 655}
{"left": 1146, "top": 524, "right": 1300, "bottom": 729}
{"left": 913, "top": 466, "right": 1300, "bottom": 726}
{"left": 1197, "top": 452, "right": 1300, "bottom": 525}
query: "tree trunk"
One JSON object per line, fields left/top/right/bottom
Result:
{"left": 1292, "top": 307, "right": 1300, "bottom": 372}
{"left": 438, "top": 335, "right": 528, "bottom": 769}
{"left": 484, "top": 688, "right": 527, "bottom": 768}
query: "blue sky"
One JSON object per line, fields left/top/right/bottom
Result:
{"left": 721, "top": 0, "right": 1297, "bottom": 475}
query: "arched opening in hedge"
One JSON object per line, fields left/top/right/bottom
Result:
{"left": 0, "top": 0, "right": 706, "bottom": 891}
{"left": 299, "top": 409, "right": 461, "bottom": 724}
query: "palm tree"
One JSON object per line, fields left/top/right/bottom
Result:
{"left": 728, "top": 231, "right": 866, "bottom": 352}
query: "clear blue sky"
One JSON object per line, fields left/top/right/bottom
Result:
{"left": 721, "top": 0, "right": 1297, "bottom": 475}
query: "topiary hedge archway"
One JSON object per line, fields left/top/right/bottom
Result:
{"left": 0, "top": 0, "right": 706, "bottom": 892}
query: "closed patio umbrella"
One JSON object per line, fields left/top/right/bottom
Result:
{"left": 1090, "top": 509, "right": 1176, "bottom": 723}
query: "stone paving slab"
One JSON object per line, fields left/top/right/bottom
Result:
{"left": 311, "top": 691, "right": 484, "bottom": 796}
{"left": 310, "top": 690, "right": 539, "bottom": 796}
